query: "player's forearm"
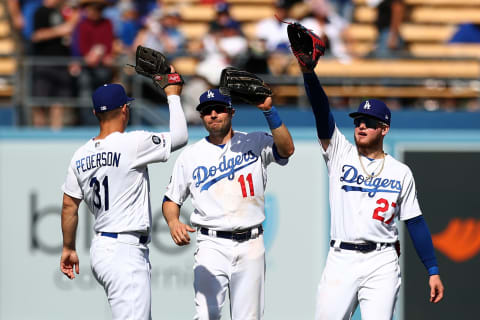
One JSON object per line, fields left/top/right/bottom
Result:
{"left": 61, "top": 194, "right": 80, "bottom": 250}
{"left": 303, "top": 72, "right": 335, "bottom": 139}
{"left": 262, "top": 107, "right": 294, "bottom": 158}
{"left": 271, "top": 124, "right": 294, "bottom": 158}
{"left": 405, "top": 215, "right": 439, "bottom": 275}
{"left": 167, "top": 95, "right": 188, "bottom": 152}
{"left": 162, "top": 198, "right": 181, "bottom": 227}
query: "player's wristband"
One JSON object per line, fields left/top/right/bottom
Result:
{"left": 428, "top": 266, "right": 439, "bottom": 276}
{"left": 263, "top": 106, "right": 282, "bottom": 130}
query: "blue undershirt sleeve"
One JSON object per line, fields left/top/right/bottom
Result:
{"left": 405, "top": 215, "right": 439, "bottom": 276}
{"left": 303, "top": 72, "right": 335, "bottom": 139}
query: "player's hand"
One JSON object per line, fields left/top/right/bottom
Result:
{"left": 429, "top": 274, "right": 444, "bottom": 303}
{"left": 256, "top": 96, "right": 272, "bottom": 111}
{"left": 60, "top": 248, "right": 79, "bottom": 280}
{"left": 168, "top": 220, "right": 195, "bottom": 246}
{"left": 163, "top": 65, "right": 183, "bottom": 96}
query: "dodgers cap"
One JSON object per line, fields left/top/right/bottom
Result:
{"left": 92, "top": 83, "right": 134, "bottom": 113}
{"left": 349, "top": 99, "right": 391, "bottom": 125}
{"left": 196, "top": 89, "right": 232, "bottom": 111}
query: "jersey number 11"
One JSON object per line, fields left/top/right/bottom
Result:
{"left": 238, "top": 173, "right": 255, "bottom": 197}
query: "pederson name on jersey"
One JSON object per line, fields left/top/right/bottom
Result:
{"left": 76, "top": 152, "right": 121, "bottom": 173}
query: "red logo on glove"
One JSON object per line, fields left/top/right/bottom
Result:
{"left": 168, "top": 73, "right": 181, "bottom": 83}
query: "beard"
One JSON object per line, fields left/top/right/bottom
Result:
{"left": 354, "top": 131, "right": 383, "bottom": 149}
{"left": 204, "top": 117, "right": 232, "bottom": 137}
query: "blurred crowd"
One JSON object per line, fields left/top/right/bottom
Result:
{"left": 6, "top": 0, "right": 480, "bottom": 128}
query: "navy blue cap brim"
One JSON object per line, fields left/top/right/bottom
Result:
{"left": 196, "top": 100, "right": 231, "bottom": 111}
{"left": 349, "top": 111, "right": 388, "bottom": 124}
{"left": 94, "top": 97, "right": 135, "bottom": 113}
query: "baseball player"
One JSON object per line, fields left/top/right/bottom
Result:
{"left": 162, "top": 88, "right": 294, "bottom": 319}
{"left": 60, "top": 77, "right": 188, "bottom": 319}
{"left": 299, "top": 65, "right": 444, "bottom": 319}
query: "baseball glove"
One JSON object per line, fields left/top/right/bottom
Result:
{"left": 219, "top": 67, "right": 272, "bottom": 105}
{"left": 130, "top": 45, "right": 184, "bottom": 89}
{"left": 278, "top": 18, "right": 326, "bottom": 70}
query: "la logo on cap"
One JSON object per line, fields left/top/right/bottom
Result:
{"left": 363, "top": 100, "right": 371, "bottom": 110}
{"left": 207, "top": 90, "right": 215, "bottom": 98}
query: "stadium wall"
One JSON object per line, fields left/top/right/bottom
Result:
{"left": 0, "top": 125, "right": 478, "bottom": 320}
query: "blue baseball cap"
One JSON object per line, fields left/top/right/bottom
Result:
{"left": 92, "top": 83, "right": 134, "bottom": 113}
{"left": 349, "top": 99, "right": 391, "bottom": 125}
{"left": 196, "top": 89, "right": 232, "bottom": 111}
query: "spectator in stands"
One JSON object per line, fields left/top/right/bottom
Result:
{"left": 30, "top": 0, "right": 79, "bottom": 128}
{"left": 7, "top": 0, "right": 43, "bottom": 52}
{"left": 301, "top": 0, "right": 353, "bottom": 63}
{"left": 182, "top": 2, "right": 248, "bottom": 124}
{"left": 256, "top": 0, "right": 294, "bottom": 75}
{"left": 195, "top": 7, "right": 248, "bottom": 85}
{"left": 256, "top": 0, "right": 291, "bottom": 53}
{"left": 117, "top": 1, "right": 141, "bottom": 54}
{"left": 133, "top": 7, "right": 186, "bottom": 58}
{"left": 134, "top": 0, "right": 158, "bottom": 25}
{"left": 73, "top": 0, "right": 115, "bottom": 125}
{"left": 131, "top": 7, "right": 186, "bottom": 109}
{"left": 329, "top": 0, "right": 353, "bottom": 22}
{"left": 242, "top": 39, "right": 270, "bottom": 75}
{"left": 449, "top": 23, "right": 480, "bottom": 44}
{"left": 209, "top": 2, "right": 242, "bottom": 35}
{"left": 369, "top": 0, "right": 406, "bottom": 58}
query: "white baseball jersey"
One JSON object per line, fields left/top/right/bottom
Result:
{"left": 62, "top": 130, "right": 172, "bottom": 233}
{"left": 323, "top": 127, "right": 422, "bottom": 243}
{"left": 165, "top": 131, "right": 287, "bottom": 230}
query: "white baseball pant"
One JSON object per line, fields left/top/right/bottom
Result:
{"left": 315, "top": 245, "right": 401, "bottom": 320}
{"left": 90, "top": 234, "right": 152, "bottom": 320}
{"left": 193, "top": 232, "right": 265, "bottom": 320}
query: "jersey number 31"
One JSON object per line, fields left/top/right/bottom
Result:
{"left": 90, "top": 176, "right": 109, "bottom": 211}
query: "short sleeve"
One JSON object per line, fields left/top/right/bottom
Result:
{"left": 131, "top": 131, "right": 172, "bottom": 168}
{"left": 164, "top": 152, "right": 190, "bottom": 206}
{"left": 62, "top": 165, "right": 83, "bottom": 199}
{"left": 322, "top": 126, "right": 354, "bottom": 172}
{"left": 259, "top": 132, "right": 288, "bottom": 167}
{"left": 398, "top": 169, "right": 423, "bottom": 221}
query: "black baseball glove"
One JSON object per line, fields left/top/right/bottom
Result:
{"left": 285, "top": 21, "right": 326, "bottom": 70}
{"left": 219, "top": 67, "right": 272, "bottom": 105}
{"left": 130, "top": 45, "right": 184, "bottom": 89}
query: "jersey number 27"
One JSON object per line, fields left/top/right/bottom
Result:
{"left": 90, "top": 176, "right": 109, "bottom": 211}
{"left": 373, "top": 198, "right": 396, "bottom": 224}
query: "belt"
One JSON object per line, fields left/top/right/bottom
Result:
{"left": 199, "top": 225, "right": 263, "bottom": 242}
{"left": 100, "top": 232, "right": 148, "bottom": 244}
{"left": 330, "top": 240, "right": 392, "bottom": 253}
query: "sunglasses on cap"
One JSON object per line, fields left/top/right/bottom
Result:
{"left": 200, "top": 105, "right": 230, "bottom": 116}
{"left": 353, "top": 117, "right": 383, "bottom": 129}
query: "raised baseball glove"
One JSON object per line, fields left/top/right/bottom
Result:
{"left": 278, "top": 18, "right": 326, "bottom": 70}
{"left": 130, "top": 45, "right": 184, "bottom": 89}
{"left": 219, "top": 67, "right": 272, "bottom": 105}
